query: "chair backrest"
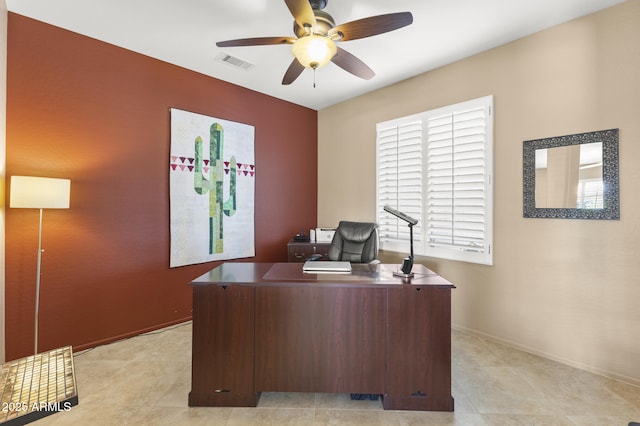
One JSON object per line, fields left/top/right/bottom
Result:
{"left": 328, "top": 221, "right": 378, "bottom": 263}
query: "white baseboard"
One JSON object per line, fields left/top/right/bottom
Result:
{"left": 452, "top": 324, "right": 640, "bottom": 388}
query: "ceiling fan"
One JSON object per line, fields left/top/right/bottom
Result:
{"left": 216, "top": 0, "right": 413, "bottom": 85}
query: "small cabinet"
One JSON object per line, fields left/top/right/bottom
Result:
{"left": 287, "top": 240, "right": 331, "bottom": 262}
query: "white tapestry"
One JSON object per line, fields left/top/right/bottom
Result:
{"left": 169, "top": 108, "right": 255, "bottom": 267}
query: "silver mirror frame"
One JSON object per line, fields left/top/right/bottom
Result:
{"left": 523, "top": 128, "right": 619, "bottom": 220}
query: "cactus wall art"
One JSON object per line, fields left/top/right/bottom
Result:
{"left": 169, "top": 108, "right": 255, "bottom": 267}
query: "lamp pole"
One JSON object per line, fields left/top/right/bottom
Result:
{"left": 34, "top": 208, "right": 44, "bottom": 355}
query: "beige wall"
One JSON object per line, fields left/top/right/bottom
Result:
{"left": 318, "top": 1, "right": 640, "bottom": 384}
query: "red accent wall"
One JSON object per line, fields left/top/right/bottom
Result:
{"left": 5, "top": 14, "right": 318, "bottom": 360}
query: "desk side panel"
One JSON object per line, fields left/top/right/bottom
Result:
{"left": 189, "top": 285, "right": 257, "bottom": 407}
{"left": 255, "top": 286, "right": 386, "bottom": 393}
{"left": 384, "top": 286, "right": 454, "bottom": 411}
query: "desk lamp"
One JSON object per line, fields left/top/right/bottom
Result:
{"left": 10, "top": 176, "right": 71, "bottom": 354}
{"left": 383, "top": 205, "right": 418, "bottom": 278}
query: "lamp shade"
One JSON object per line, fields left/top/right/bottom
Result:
{"left": 10, "top": 176, "right": 71, "bottom": 209}
{"left": 292, "top": 35, "right": 337, "bottom": 69}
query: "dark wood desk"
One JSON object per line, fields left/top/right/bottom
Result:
{"left": 188, "top": 262, "right": 455, "bottom": 411}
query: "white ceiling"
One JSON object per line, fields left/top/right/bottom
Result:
{"left": 6, "top": 0, "right": 625, "bottom": 110}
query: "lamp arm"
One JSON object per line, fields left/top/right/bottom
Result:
{"left": 409, "top": 222, "right": 414, "bottom": 259}
{"left": 400, "top": 223, "right": 414, "bottom": 275}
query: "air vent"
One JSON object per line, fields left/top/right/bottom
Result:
{"left": 215, "top": 53, "right": 254, "bottom": 71}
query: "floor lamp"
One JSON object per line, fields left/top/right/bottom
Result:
{"left": 9, "top": 176, "right": 71, "bottom": 355}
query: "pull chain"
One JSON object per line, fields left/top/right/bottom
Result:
{"left": 313, "top": 68, "right": 317, "bottom": 88}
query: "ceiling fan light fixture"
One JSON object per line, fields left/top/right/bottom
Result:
{"left": 292, "top": 35, "right": 337, "bottom": 69}
{"left": 217, "top": 1, "right": 413, "bottom": 85}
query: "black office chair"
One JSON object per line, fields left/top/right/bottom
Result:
{"left": 327, "top": 221, "right": 379, "bottom": 263}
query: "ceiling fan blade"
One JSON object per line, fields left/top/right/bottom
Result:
{"left": 284, "top": 0, "right": 316, "bottom": 31}
{"left": 282, "top": 58, "right": 305, "bottom": 85}
{"left": 329, "top": 12, "right": 413, "bottom": 41}
{"left": 217, "top": 36, "right": 295, "bottom": 47}
{"left": 331, "top": 47, "right": 375, "bottom": 80}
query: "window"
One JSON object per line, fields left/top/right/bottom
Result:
{"left": 577, "top": 179, "right": 603, "bottom": 209}
{"left": 376, "top": 96, "right": 493, "bottom": 265}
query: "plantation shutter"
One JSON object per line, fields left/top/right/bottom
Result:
{"left": 577, "top": 179, "right": 604, "bottom": 208}
{"left": 375, "top": 95, "right": 493, "bottom": 265}
{"left": 425, "top": 99, "right": 492, "bottom": 264}
{"left": 377, "top": 120, "right": 422, "bottom": 251}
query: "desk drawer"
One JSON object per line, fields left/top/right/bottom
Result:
{"left": 287, "top": 241, "right": 330, "bottom": 262}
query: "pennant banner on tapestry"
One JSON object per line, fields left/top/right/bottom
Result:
{"left": 169, "top": 108, "right": 255, "bottom": 267}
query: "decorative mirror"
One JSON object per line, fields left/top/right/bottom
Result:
{"left": 523, "top": 128, "right": 619, "bottom": 219}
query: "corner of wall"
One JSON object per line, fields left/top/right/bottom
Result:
{"left": 1, "top": 0, "right": 9, "bottom": 363}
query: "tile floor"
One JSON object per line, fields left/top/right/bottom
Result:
{"left": 32, "top": 322, "right": 639, "bottom": 425}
